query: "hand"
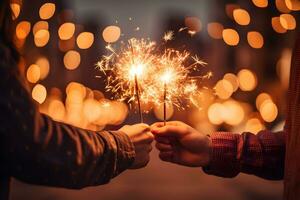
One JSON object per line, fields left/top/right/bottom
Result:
{"left": 119, "top": 123, "right": 154, "bottom": 169}
{"left": 151, "top": 121, "right": 211, "bottom": 167}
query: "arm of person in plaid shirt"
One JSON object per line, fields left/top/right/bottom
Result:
{"left": 203, "top": 130, "right": 285, "bottom": 180}
{"left": 151, "top": 121, "right": 285, "bottom": 180}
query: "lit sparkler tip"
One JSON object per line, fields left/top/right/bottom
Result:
{"left": 163, "top": 31, "right": 174, "bottom": 42}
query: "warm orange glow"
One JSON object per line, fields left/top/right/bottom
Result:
{"left": 276, "top": 48, "right": 292, "bottom": 89}
{"left": 48, "top": 100, "right": 65, "bottom": 121}
{"left": 64, "top": 50, "right": 81, "bottom": 70}
{"left": 26, "top": 64, "right": 40, "bottom": 83}
{"left": 36, "top": 57, "right": 50, "bottom": 80}
{"left": 247, "top": 31, "right": 264, "bottom": 49}
{"left": 102, "top": 25, "right": 121, "bottom": 43}
{"left": 260, "top": 101, "right": 278, "bottom": 122}
{"left": 32, "top": 84, "right": 47, "bottom": 104}
{"left": 39, "top": 3, "right": 56, "bottom": 20}
{"left": 215, "top": 79, "right": 233, "bottom": 99}
{"left": 66, "top": 82, "right": 86, "bottom": 99}
{"left": 153, "top": 103, "right": 174, "bottom": 121}
{"left": 223, "top": 73, "right": 239, "bottom": 91}
{"left": 238, "top": 69, "right": 257, "bottom": 91}
{"left": 76, "top": 32, "right": 94, "bottom": 49}
{"left": 245, "top": 118, "right": 265, "bottom": 134}
{"left": 252, "top": 0, "right": 268, "bottom": 8}
{"left": 256, "top": 92, "right": 272, "bottom": 110}
{"left": 272, "top": 17, "right": 287, "bottom": 33}
{"left": 58, "top": 22, "right": 75, "bottom": 40}
{"left": 222, "top": 28, "right": 240, "bottom": 46}
{"left": 83, "top": 99, "right": 102, "bottom": 122}
{"left": 34, "top": 29, "right": 50, "bottom": 47}
{"left": 276, "top": 0, "right": 291, "bottom": 13}
{"left": 33, "top": 21, "right": 49, "bottom": 34}
{"left": 233, "top": 9, "right": 250, "bottom": 25}
{"left": 184, "top": 17, "right": 202, "bottom": 33}
{"left": 223, "top": 100, "right": 245, "bottom": 125}
{"left": 207, "top": 22, "right": 224, "bottom": 39}
{"left": 285, "top": 0, "right": 300, "bottom": 11}
{"left": 10, "top": 3, "right": 21, "bottom": 19}
{"left": 279, "top": 14, "right": 296, "bottom": 30}
{"left": 208, "top": 103, "right": 224, "bottom": 125}
{"left": 16, "top": 21, "right": 31, "bottom": 40}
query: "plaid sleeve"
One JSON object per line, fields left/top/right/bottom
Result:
{"left": 203, "top": 130, "right": 285, "bottom": 180}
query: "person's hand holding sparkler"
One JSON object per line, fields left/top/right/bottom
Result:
{"left": 151, "top": 121, "right": 211, "bottom": 167}
{"left": 119, "top": 123, "right": 154, "bottom": 169}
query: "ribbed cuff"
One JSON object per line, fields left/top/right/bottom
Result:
{"left": 202, "top": 132, "right": 240, "bottom": 178}
{"left": 109, "top": 131, "right": 135, "bottom": 176}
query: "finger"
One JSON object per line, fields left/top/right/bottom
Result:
{"left": 144, "top": 132, "right": 154, "bottom": 143}
{"left": 151, "top": 125, "right": 188, "bottom": 137}
{"left": 155, "top": 142, "right": 172, "bottom": 151}
{"left": 151, "top": 121, "right": 181, "bottom": 129}
{"left": 154, "top": 136, "right": 171, "bottom": 144}
{"left": 132, "top": 123, "right": 150, "bottom": 131}
{"left": 159, "top": 151, "right": 173, "bottom": 162}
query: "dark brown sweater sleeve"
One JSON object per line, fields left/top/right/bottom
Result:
{"left": 0, "top": 67, "right": 135, "bottom": 189}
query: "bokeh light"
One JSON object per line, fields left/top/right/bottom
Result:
{"left": 245, "top": 118, "right": 265, "bottom": 133}
{"left": 32, "top": 84, "right": 47, "bottom": 104}
{"left": 33, "top": 21, "right": 49, "bottom": 35}
{"left": 34, "top": 29, "right": 50, "bottom": 47}
{"left": 222, "top": 28, "right": 240, "bottom": 46}
{"left": 233, "top": 9, "right": 251, "bottom": 25}
{"left": 238, "top": 69, "right": 257, "bottom": 91}
{"left": 58, "top": 22, "right": 75, "bottom": 40}
{"left": 102, "top": 25, "right": 121, "bottom": 43}
{"left": 215, "top": 79, "right": 233, "bottom": 99}
{"left": 154, "top": 103, "right": 174, "bottom": 121}
{"left": 272, "top": 17, "right": 287, "bottom": 33}
{"left": 26, "top": 64, "right": 40, "bottom": 83}
{"left": 279, "top": 14, "right": 296, "bottom": 30}
{"left": 76, "top": 32, "right": 94, "bottom": 49}
{"left": 259, "top": 101, "right": 278, "bottom": 122}
{"left": 247, "top": 31, "right": 264, "bottom": 49}
{"left": 36, "top": 57, "right": 50, "bottom": 80}
{"left": 252, "top": 0, "right": 268, "bottom": 8}
{"left": 64, "top": 50, "right": 81, "bottom": 70}
{"left": 16, "top": 21, "right": 31, "bottom": 40}
{"left": 223, "top": 73, "right": 239, "bottom": 91}
{"left": 39, "top": 3, "right": 56, "bottom": 20}
{"left": 10, "top": 3, "right": 21, "bottom": 19}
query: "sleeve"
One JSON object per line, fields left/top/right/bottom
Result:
{"left": 203, "top": 130, "right": 285, "bottom": 180}
{"left": 0, "top": 71, "right": 135, "bottom": 189}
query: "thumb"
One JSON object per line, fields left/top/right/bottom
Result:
{"left": 151, "top": 125, "right": 187, "bottom": 138}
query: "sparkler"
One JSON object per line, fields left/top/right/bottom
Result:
{"left": 96, "top": 38, "right": 157, "bottom": 123}
{"left": 96, "top": 30, "right": 209, "bottom": 124}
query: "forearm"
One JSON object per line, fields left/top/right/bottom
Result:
{"left": 203, "top": 130, "right": 285, "bottom": 180}
{"left": 7, "top": 114, "right": 135, "bottom": 188}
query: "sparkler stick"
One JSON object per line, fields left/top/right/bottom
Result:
{"left": 134, "top": 74, "right": 143, "bottom": 123}
{"left": 163, "top": 82, "right": 167, "bottom": 126}
{"left": 130, "top": 40, "right": 143, "bottom": 123}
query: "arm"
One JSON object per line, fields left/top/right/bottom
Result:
{"left": 151, "top": 121, "right": 285, "bottom": 180}
{"left": 0, "top": 70, "right": 153, "bottom": 189}
{"left": 203, "top": 130, "right": 285, "bottom": 180}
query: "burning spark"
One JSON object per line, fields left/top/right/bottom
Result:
{"left": 97, "top": 31, "right": 210, "bottom": 119}
{"left": 163, "top": 31, "right": 174, "bottom": 42}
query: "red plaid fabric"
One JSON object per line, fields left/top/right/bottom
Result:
{"left": 203, "top": 33, "right": 300, "bottom": 200}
